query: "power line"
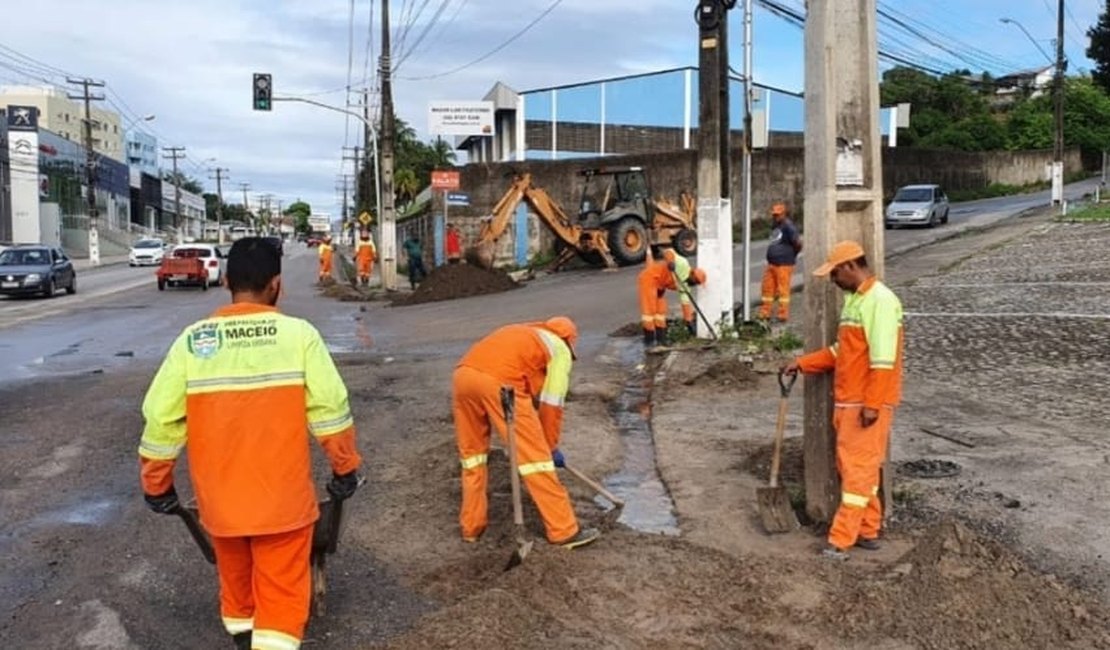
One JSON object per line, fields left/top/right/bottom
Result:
{"left": 395, "top": 0, "right": 453, "bottom": 71}
{"left": 399, "top": 0, "right": 565, "bottom": 81}
{"left": 342, "top": 0, "right": 356, "bottom": 149}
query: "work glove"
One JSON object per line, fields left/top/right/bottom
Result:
{"left": 551, "top": 449, "right": 566, "bottom": 469}
{"left": 326, "top": 470, "right": 361, "bottom": 502}
{"left": 144, "top": 487, "right": 180, "bottom": 515}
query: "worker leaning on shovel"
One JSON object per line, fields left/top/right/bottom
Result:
{"left": 637, "top": 246, "right": 707, "bottom": 347}
{"left": 452, "top": 316, "right": 600, "bottom": 550}
{"left": 783, "top": 240, "right": 904, "bottom": 561}
{"left": 138, "top": 237, "right": 364, "bottom": 650}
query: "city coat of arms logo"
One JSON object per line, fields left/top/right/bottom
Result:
{"left": 187, "top": 323, "right": 222, "bottom": 359}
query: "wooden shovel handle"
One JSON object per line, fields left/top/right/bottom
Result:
{"left": 769, "top": 395, "right": 789, "bottom": 489}
{"left": 563, "top": 463, "right": 625, "bottom": 507}
{"left": 501, "top": 386, "right": 524, "bottom": 529}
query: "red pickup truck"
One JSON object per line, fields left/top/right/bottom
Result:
{"left": 156, "top": 252, "right": 208, "bottom": 291}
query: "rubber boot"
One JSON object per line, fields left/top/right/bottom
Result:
{"left": 232, "top": 632, "right": 251, "bottom": 650}
{"left": 642, "top": 328, "right": 655, "bottom": 348}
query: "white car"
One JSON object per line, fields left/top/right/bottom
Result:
{"left": 170, "top": 243, "right": 224, "bottom": 287}
{"left": 129, "top": 238, "right": 167, "bottom": 266}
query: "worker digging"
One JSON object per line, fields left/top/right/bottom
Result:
{"left": 451, "top": 316, "right": 600, "bottom": 552}
{"left": 784, "top": 240, "right": 904, "bottom": 561}
{"left": 139, "top": 238, "right": 364, "bottom": 650}
{"left": 637, "top": 245, "right": 707, "bottom": 348}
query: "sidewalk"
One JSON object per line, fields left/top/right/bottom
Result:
{"left": 72, "top": 254, "right": 131, "bottom": 272}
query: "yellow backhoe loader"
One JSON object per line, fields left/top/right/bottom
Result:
{"left": 466, "top": 166, "right": 697, "bottom": 271}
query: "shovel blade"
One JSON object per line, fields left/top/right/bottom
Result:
{"left": 504, "top": 539, "right": 534, "bottom": 571}
{"left": 757, "top": 486, "right": 799, "bottom": 534}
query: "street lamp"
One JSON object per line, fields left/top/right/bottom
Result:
{"left": 999, "top": 18, "right": 1054, "bottom": 65}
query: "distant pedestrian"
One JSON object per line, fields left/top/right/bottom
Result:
{"left": 446, "top": 223, "right": 462, "bottom": 265}
{"left": 758, "top": 202, "right": 802, "bottom": 322}
{"left": 403, "top": 234, "right": 427, "bottom": 289}
{"left": 783, "top": 240, "right": 903, "bottom": 561}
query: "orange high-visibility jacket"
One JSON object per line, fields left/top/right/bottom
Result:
{"left": 356, "top": 239, "right": 376, "bottom": 264}
{"left": 318, "top": 243, "right": 333, "bottom": 262}
{"left": 138, "top": 303, "right": 362, "bottom": 537}
{"left": 456, "top": 323, "right": 573, "bottom": 450}
{"left": 797, "top": 277, "right": 904, "bottom": 410}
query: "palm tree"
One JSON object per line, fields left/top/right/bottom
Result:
{"left": 394, "top": 168, "right": 419, "bottom": 211}
{"left": 429, "top": 138, "right": 457, "bottom": 168}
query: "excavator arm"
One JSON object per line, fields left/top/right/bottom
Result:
{"left": 466, "top": 173, "right": 617, "bottom": 270}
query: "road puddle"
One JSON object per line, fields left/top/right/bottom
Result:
{"left": 603, "top": 341, "right": 680, "bottom": 535}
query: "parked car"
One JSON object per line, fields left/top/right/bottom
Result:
{"left": 129, "top": 238, "right": 167, "bottom": 266}
{"left": 169, "top": 243, "right": 224, "bottom": 287}
{"left": 0, "top": 244, "right": 77, "bottom": 298}
{"left": 263, "top": 235, "right": 284, "bottom": 256}
{"left": 885, "top": 184, "right": 950, "bottom": 229}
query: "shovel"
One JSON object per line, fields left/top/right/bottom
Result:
{"left": 172, "top": 503, "right": 216, "bottom": 564}
{"left": 501, "top": 386, "right": 534, "bottom": 571}
{"left": 563, "top": 463, "right": 625, "bottom": 508}
{"left": 757, "top": 370, "right": 800, "bottom": 534}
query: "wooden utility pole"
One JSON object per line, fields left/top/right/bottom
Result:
{"left": 209, "top": 167, "right": 228, "bottom": 244}
{"left": 1052, "top": 0, "right": 1066, "bottom": 206}
{"left": 239, "top": 182, "right": 252, "bottom": 233}
{"left": 803, "top": 0, "right": 885, "bottom": 522}
{"left": 66, "top": 77, "right": 105, "bottom": 266}
{"left": 693, "top": 0, "right": 735, "bottom": 338}
{"left": 162, "top": 146, "right": 187, "bottom": 243}
{"left": 379, "top": 0, "right": 398, "bottom": 290}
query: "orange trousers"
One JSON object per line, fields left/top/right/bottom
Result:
{"left": 211, "top": 524, "right": 313, "bottom": 649}
{"left": 828, "top": 405, "right": 893, "bottom": 550}
{"left": 356, "top": 257, "right": 373, "bottom": 281}
{"left": 318, "top": 256, "right": 333, "bottom": 280}
{"left": 637, "top": 269, "right": 668, "bottom": 332}
{"left": 452, "top": 365, "right": 579, "bottom": 543}
{"left": 759, "top": 264, "right": 794, "bottom": 320}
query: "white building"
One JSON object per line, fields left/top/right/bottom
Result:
{"left": 0, "top": 85, "right": 125, "bottom": 162}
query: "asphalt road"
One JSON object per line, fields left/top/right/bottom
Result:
{"left": 0, "top": 178, "right": 1099, "bottom": 381}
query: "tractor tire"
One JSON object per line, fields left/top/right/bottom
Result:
{"left": 674, "top": 228, "right": 698, "bottom": 258}
{"left": 608, "top": 217, "right": 649, "bottom": 266}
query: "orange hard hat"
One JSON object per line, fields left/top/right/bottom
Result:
{"left": 813, "top": 240, "right": 865, "bottom": 277}
{"left": 690, "top": 268, "right": 707, "bottom": 286}
{"left": 771, "top": 202, "right": 787, "bottom": 217}
{"left": 544, "top": 316, "right": 578, "bottom": 359}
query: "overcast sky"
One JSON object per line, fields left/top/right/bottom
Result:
{"left": 0, "top": 0, "right": 1101, "bottom": 217}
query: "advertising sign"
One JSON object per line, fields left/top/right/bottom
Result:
{"left": 428, "top": 101, "right": 494, "bottom": 137}
{"left": 430, "top": 170, "right": 461, "bottom": 191}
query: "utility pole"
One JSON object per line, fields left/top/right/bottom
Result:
{"left": 239, "top": 183, "right": 252, "bottom": 233}
{"left": 693, "top": 0, "right": 735, "bottom": 338}
{"left": 740, "top": 0, "right": 754, "bottom": 321}
{"left": 379, "top": 0, "right": 398, "bottom": 290}
{"left": 66, "top": 77, "right": 105, "bottom": 266}
{"left": 1052, "top": 0, "right": 1066, "bottom": 207}
{"left": 209, "top": 167, "right": 229, "bottom": 244}
{"left": 162, "top": 146, "right": 187, "bottom": 243}
{"left": 803, "top": 0, "right": 885, "bottom": 522}
{"left": 337, "top": 174, "right": 354, "bottom": 241}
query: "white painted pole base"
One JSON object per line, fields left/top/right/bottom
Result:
{"left": 1051, "top": 161, "right": 1064, "bottom": 206}
{"left": 695, "top": 197, "right": 735, "bottom": 339}
{"left": 88, "top": 226, "right": 101, "bottom": 267}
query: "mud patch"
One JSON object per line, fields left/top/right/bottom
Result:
{"left": 898, "top": 459, "right": 962, "bottom": 479}
{"left": 320, "top": 283, "right": 382, "bottom": 302}
{"left": 734, "top": 436, "right": 805, "bottom": 485}
{"left": 391, "top": 264, "right": 517, "bottom": 306}
{"left": 609, "top": 322, "right": 643, "bottom": 337}
{"left": 682, "top": 356, "right": 758, "bottom": 387}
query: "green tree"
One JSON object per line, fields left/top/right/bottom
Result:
{"left": 163, "top": 171, "right": 203, "bottom": 194}
{"left": 394, "top": 168, "right": 419, "bottom": 211}
{"left": 284, "top": 200, "right": 312, "bottom": 234}
{"left": 1087, "top": 9, "right": 1110, "bottom": 94}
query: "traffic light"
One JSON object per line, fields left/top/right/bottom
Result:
{"left": 253, "top": 73, "right": 272, "bottom": 111}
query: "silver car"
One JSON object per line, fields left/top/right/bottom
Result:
{"left": 885, "top": 184, "right": 950, "bottom": 229}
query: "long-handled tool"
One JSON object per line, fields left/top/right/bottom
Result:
{"left": 672, "top": 271, "right": 719, "bottom": 341}
{"left": 757, "top": 370, "right": 800, "bottom": 534}
{"left": 562, "top": 463, "right": 624, "bottom": 508}
{"left": 173, "top": 503, "right": 215, "bottom": 564}
{"left": 501, "top": 386, "right": 534, "bottom": 571}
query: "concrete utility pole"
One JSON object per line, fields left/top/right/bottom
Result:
{"left": 740, "top": 0, "right": 754, "bottom": 322}
{"left": 209, "top": 167, "right": 228, "bottom": 244}
{"left": 803, "top": 0, "right": 885, "bottom": 522}
{"left": 66, "top": 77, "right": 105, "bottom": 266}
{"left": 162, "top": 146, "right": 187, "bottom": 243}
{"left": 379, "top": 0, "right": 398, "bottom": 291}
{"left": 693, "top": 0, "right": 736, "bottom": 338}
{"left": 1052, "top": 0, "right": 1066, "bottom": 207}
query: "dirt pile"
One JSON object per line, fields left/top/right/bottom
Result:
{"left": 320, "top": 282, "right": 381, "bottom": 302}
{"left": 609, "top": 322, "right": 643, "bottom": 337}
{"left": 736, "top": 436, "right": 805, "bottom": 485}
{"left": 391, "top": 264, "right": 517, "bottom": 306}
{"left": 682, "top": 356, "right": 758, "bottom": 387}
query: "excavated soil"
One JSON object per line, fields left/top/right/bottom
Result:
{"left": 609, "top": 322, "right": 643, "bottom": 337}
{"left": 735, "top": 436, "right": 806, "bottom": 485}
{"left": 681, "top": 355, "right": 759, "bottom": 387}
{"left": 390, "top": 264, "right": 517, "bottom": 306}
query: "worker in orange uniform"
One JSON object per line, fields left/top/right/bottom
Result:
{"left": 759, "top": 202, "right": 803, "bottom": 322}
{"left": 783, "top": 240, "right": 903, "bottom": 561}
{"left": 355, "top": 229, "right": 376, "bottom": 286}
{"left": 317, "top": 235, "right": 334, "bottom": 282}
{"left": 638, "top": 247, "right": 707, "bottom": 347}
{"left": 446, "top": 222, "right": 462, "bottom": 264}
{"left": 452, "top": 316, "right": 600, "bottom": 550}
{"left": 139, "top": 238, "right": 363, "bottom": 650}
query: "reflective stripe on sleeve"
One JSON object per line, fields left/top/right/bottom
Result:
{"left": 518, "top": 460, "right": 556, "bottom": 476}
{"left": 309, "top": 411, "right": 354, "bottom": 437}
{"left": 534, "top": 329, "right": 572, "bottom": 409}
{"left": 138, "top": 439, "right": 184, "bottom": 460}
{"left": 460, "top": 453, "right": 488, "bottom": 470}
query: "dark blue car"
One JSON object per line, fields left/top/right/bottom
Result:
{"left": 0, "top": 245, "right": 77, "bottom": 298}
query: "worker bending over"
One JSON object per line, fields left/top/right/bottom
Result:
{"left": 452, "top": 316, "right": 599, "bottom": 550}
{"left": 139, "top": 238, "right": 363, "bottom": 650}
{"left": 638, "top": 247, "right": 706, "bottom": 347}
{"left": 783, "top": 240, "right": 903, "bottom": 561}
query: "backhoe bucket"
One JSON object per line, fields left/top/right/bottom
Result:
{"left": 464, "top": 242, "right": 496, "bottom": 270}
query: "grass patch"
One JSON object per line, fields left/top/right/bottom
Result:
{"left": 946, "top": 171, "right": 1092, "bottom": 203}
{"left": 1058, "top": 202, "right": 1110, "bottom": 222}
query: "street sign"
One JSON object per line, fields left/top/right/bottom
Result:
{"left": 358, "top": 211, "right": 373, "bottom": 225}
{"left": 446, "top": 192, "right": 470, "bottom": 206}
{"left": 428, "top": 101, "right": 494, "bottom": 136}
{"left": 431, "top": 170, "right": 460, "bottom": 191}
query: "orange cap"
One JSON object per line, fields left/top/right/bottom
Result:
{"left": 543, "top": 316, "right": 578, "bottom": 359}
{"left": 689, "top": 268, "right": 707, "bottom": 285}
{"left": 771, "top": 202, "right": 787, "bottom": 217}
{"left": 813, "top": 240, "right": 865, "bottom": 277}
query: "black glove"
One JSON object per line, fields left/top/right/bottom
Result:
{"left": 144, "top": 487, "right": 180, "bottom": 515}
{"left": 326, "top": 470, "right": 361, "bottom": 502}
{"left": 551, "top": 449, "right": 566, "bottom": 469}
